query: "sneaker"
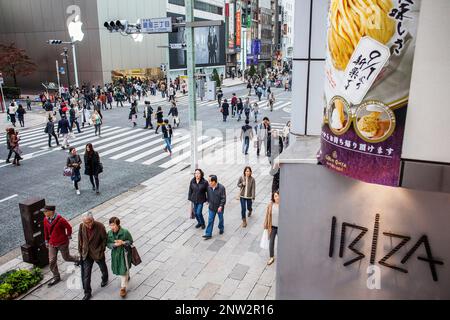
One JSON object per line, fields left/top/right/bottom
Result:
{"left": 219, "top": 230, "right": 224, "bottom": 235}
{"left": 76, "top": 190, "right": 81, "bottom": 195}
{"left": 202, "top": 235, "right": 212, "bottom": 240}
{"left": 267, "top": 257, "right": 275, "bottom": 266}
{"left": 96, "top": 190, "right": 100, "bottom": 195}
{"left": 195, "top": 224, "right": 201, "bottom": 229}
{"left": 120, "top": 287, "right": 127, "bottom": 298}
{"left": 201, "top": 225, "right": 206, "bottom": 230}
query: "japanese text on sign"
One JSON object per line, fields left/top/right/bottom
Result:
{"left": 322, "top": 132, "right": 395, "bottom": 157}
{"left": 341, "top": 37, "right": 390, "bottom": 105}
{"left": 141, "top": 18, "right": 172, "bottom": 33}
{"left": 389, "top": 0, "right": 415, "bottom": 55}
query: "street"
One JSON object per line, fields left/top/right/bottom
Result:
{"left": 0, "top": 83, "right": 291, "bottom": 256}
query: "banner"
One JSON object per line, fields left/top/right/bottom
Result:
{"left": 318, "top": 0, "right": 422, "bottom": 186}
{"left": 236, "top": 9, "right": 241, "bottom": 48}
{"left": 228, "top": 3, "right": 235, "bottom": 49}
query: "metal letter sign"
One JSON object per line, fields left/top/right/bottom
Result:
{"left": 141, "top": 18, "right": 172, "bottom": 33}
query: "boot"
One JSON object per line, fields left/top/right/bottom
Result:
{"left": 248, "top": 209, "right": 252, "bottom": 217}
{"left": 242, "top": 218, "right": 247, "bottom": 228}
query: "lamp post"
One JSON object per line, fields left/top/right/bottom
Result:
{"left": 62, "top": 47, "right": 71, "bottom": 90}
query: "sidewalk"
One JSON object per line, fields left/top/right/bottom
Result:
{"left": 221, "top": 78, "right": 247, "bottom": 88}
{"left": 0, "top": 140, "right": 278, "bottom": 300}
{"left": 0, "top": 110, "right": 48, "bottom": 132}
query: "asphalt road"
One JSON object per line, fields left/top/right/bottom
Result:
{"left": 0, "top": 83, "right": 291, "bottom": 256}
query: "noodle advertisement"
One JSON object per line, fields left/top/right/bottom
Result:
{"left": 318, "top": 0, "right": 421, "bottom": 186}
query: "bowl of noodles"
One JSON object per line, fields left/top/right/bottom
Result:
{"left": 354, "top": 101, "right": 396, "bottom": 142}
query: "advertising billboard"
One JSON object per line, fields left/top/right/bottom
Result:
{"left": 318, "top": 0, "right": 422, "bottom": 186}
{"left": 168, "top": 13, "right": 226, "bottom": 70}
{"left": 236, "top": 3, "right": 241, "bottom": 48}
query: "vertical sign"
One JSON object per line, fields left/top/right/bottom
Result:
{"left": 228, "top": 2, "right": 235, "bottom": 49}
{"left": 236, "top": 4, "right": 242, "bottom": 48}
{"left": 319, "top": 0, "right": 422, "bottom": 186}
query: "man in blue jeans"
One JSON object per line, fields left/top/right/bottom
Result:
{"left": 203, "top": 175, "right": 226, "bottom": 240}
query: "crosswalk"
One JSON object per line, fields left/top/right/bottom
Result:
{"left": 0, "top": 124, "right": 223, "bottom": 169}
{"left": 173, "top": 94, "right": 291, "bottom": 112}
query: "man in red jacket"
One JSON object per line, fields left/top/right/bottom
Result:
{"left": 43, "top": 205, "right": 80, "bottom": 287}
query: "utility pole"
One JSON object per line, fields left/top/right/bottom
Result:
{"left": 56, "top": 60, "right": 61, "bottom": 94}
{"left": 71, "top": 40, "right": 80, "bottom": 88}
{"left": 62, "top": 47, "right": 72, "bottom": 90}
{"left": 186, "top": 0, "right": 198, "bottom": 172}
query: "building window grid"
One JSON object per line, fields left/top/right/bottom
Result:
{"left": 168, "top": 0, "right": 223, "bottom": 15}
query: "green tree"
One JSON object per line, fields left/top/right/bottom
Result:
{"left": 259, "top": 64, "right": 267, "bottom": 78}
{"left": 212, "top": 68, "right": 221, "bottom": 87}
{"left": 0, "top": 43, "right": 37, "bottom": 87}
{"left": 249, "top": 65, "right": 256, "bottom": 78}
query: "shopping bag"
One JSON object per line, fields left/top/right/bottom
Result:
{"left": 260, "top": 229, "right": 269, "bottom": 249}
{"left": 63, "top": 166, "right": 73, "bottom": 177}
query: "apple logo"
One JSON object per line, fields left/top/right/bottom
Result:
{"left": 66, "top": 5, "right": 84, "bottom": 42}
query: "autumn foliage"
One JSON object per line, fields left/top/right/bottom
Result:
{"left": 0, "top": 43, "right": 37, "bottom": 87}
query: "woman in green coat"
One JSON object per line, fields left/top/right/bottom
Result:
{"left": 107, "top": 217, "right": 133, "bottom": 298}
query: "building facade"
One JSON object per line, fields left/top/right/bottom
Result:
{"left": 0, "top": 0, "right": 225, "bottom": 89}
{"left": 280, "top": 0, "right": 294, "bottom": 63}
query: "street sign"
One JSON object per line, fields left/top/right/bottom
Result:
{"left": 59, "top": 67, "right": 65, "bottom": 74}
{"left": 160, "top": 64, "right": 166, "bottom": 72}
{"left": 141, "top": 17, "right": 172, "bottom": 33}
{"left": 169, "top": 43, "right": 186, "bottom": 50}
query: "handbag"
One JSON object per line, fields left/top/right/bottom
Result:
{"left": 189, "top": 203, "right": 195, "bottom": 219}
{"left": 129, "top": 245, "right": 142, "bottom": 266}
{"left": 97, "top": 162, "right": 103, "bottom": 174}
{"left": 260, "top": 229, "right": 269, "bottom": 249}
{"left": 63, "top": 166, "right": 73, "bottom": 177}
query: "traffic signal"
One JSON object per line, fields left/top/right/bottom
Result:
{"left": 104, "top": 20, "right": 128, "bottom": 32}
{"left": 48, "top": 40, "right": 63, "bottom": 44}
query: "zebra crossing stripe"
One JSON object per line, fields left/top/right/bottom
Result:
{"left": 141, "top": 136, "right": 207, "bottom": 166}
{"left": 58, "top": 127, "right": 125, "bottom": 149}
{"left": 75, "top": 128, "right": 146, "bottom": 154}
{"left": 99, "top": 132, "right": 180, "bottom": 157}
{"left": 273, "top": 102, "right": 291, "bottom": 111}
{"left": 89, "top": 129, "right": 153, "bottom": 153}
{"left": 19, "top": 126, "right": 103, "bottom": 147}
{"left": 159, "top": 137, "right": 222, "bottom": 169}
{"left": 109, "top": 132, "right": 187, "bottom": 160}
{"left": 123, "top": 133, "right": 188, "bottom": 162}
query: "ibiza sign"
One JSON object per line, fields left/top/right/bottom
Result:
{"left": 66, "top": 5, "right": 84, "bottom": 42}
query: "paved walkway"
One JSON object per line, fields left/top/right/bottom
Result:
{"left": 0, "top": 140, "right": 278, "bottom": 300}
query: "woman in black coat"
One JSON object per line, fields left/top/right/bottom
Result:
{"left": 188, "top": 169, "right": 209, "bottom": 229}
{"left": 84, "top": 143, "right": 102, "bottom": 194}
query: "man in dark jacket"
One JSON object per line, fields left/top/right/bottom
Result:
{"left": 45, "top": 117, "right": 59, "bottom": 148}
{"left": 58, "top": 115, "right": 71, "bottom": 149}
{"left": 143, "top": 101, "right": 154, "bottom": 129}
{"left": 78, "top": 212, "right": 108, "bottom": 300}
{"left": 221, "top": 99, "right": 230, "bottom": 122}
{"left": 203, "top": 175, "right": 226, "bottom": 239}
{"left": 44, "top": 205, "right": 79, "bottom": 287}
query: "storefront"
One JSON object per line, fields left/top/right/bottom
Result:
{"left": 278, "top": 0, "right": 450, "bottom": 299}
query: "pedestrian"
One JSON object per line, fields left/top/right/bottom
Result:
{"left": 255, "top": 117, "right": 271, "bottom": 157}
{"left": 154, "top": 106, "right": 164, "bottom": 134}
{"left": 203, "top": 175, "right": 226, "bottom": 240}
{"left": 217, "top": 88, "right": 223, "bottom": 107}
{"left": 8, "top": 103, "right": 17, "bottom": 127}
{"left": 5, "top": 128, "right": 14, "bottom": 164}
{"left": 44, "top": 205, "right": 80, "bottom": 287}
{"left": 115, "top": 90, "right": 124, "bottom": 108}
{"left": 107, "top": 217, "right": 133, "bottom": 298}
{"left": 106, "top": 91, "right": 113, "bottom": 109}
{"left": 94, "top": 99, "right": 103, "bottom": 119}
{"left": 231, "top": 93, "right": 238, "bottom": 118}
{"left": 162, "top": 119, "right": 173, "bottom": 156}
{"left": 268, "top": 92, "right": 275, "bottom": 112}
{"left": 247, "top": 81, "right": 252, "bottom": 96}
{"left": 58, "top": 115, "right": 71, "bottom": 149}
{"left": 9, "top": 129, "right": 22, "bottom": 166}
{"left": 16, "top": 104, "right": 26, "bottom": 127}
{"left": 69, "top": 105, "right": 82, "bottom": 133}
{"left": 168, "top": 85, "right": 176, "bottom": 102}
{"left": 26, "top": 96, "right": 32, "bottom": 111}
{"left": 143, "top": 101, "right": 154, "bottom": 129}
{"left": 44, "top": 117, "right": 60, "bottom": 148}
{"left": 168, "top": 101, "right": 180, "bottom": 128}
{"left": 67, "top": 147, "right": 82, "bottom": 195}
{"left": 263, "top": 191, "right": 280, "bottom": 266}
{"left": 129, "top": 102, "right": 138, "bottom": 127}
{"left": 44, "top": 100, "right": 54, "bottom": 121}
{"left": 282, "top": 121, "right": 291, "bottom": 148}
{"left": 100, "top": 92, "right": 107, "bottom": 110}
{"left": 257, "top": 85, "right": 263, "bottom": 101}
{"left": 237, "top": 98, "right": 244, "bottom": 121}
{"left": 220, "top": 99, "right": 229, "bottom": 122}
{"left": 252, "top": 102, "right": 259, "bottom": 123}
{"left": 82, "top": 105, "right": 91, "bottom": 128}
{"left": 91, "top": 110, "right": 102, "bottom": 137}
{"left": 84, "top": 143, "right": 102, "bottom": 194}
{"left": 78, "top": 212, "right": 108, "bottom": 300}
{"left": 268, "top": 129, "right": 283, "bottom": 165}
{"left": 188, "top": 169, "right": 209, "bottom": 230}
{"left": 243, "top": 98, "right": 251, "bottom": 121}
{"left": 240, "top": 120, "right": 254, "bottom": 155}
{"left": 238, "top": 167, "right": 256, "bottom": 228}
{"left": 266, "top": 86, "right": 271, "bottom": 100}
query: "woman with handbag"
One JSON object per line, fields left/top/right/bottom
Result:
{"left": 84, "top": 143, "right": 102, "bottom": 194}
{"left": 9, "top": 130, "right": 22, "bottom": 166}
{"left": 238, "top": 167, "right": 256, "bottom": 228}
{"left": 129, "top": 101, "right": 138, "bottom": 127}
{"left": 263, "top": 191, "right": 280, "bottom": 266}
{"left": 107, "top": 217, "right": 133, "bottom": 298}
{"left": 67, "top": 147, "right": 82, "bottom": 195}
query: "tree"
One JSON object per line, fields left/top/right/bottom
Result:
{"left": 0, "top": 43, "right": 37, "bottom": 87}
{"left": 249, "top": 65, "right": 256, "bottom": 78}
{"left": 259, "top": 64, "right": 267, "bottom": 78}
{"left": 212, "top": 68, "right": 221, "bottom": 88}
